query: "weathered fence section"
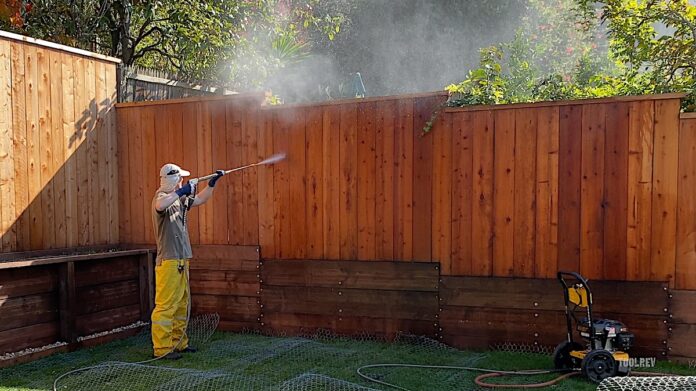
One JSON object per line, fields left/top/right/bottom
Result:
{"left": 0, "top": 31, "right": 119, "bottom": 253}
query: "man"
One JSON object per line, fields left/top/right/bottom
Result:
{"left": 151, "top": 163, "right": 225, "bottom": 359}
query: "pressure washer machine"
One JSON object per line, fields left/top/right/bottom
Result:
{"left": 552, "top": 271, "right": 636, "bottom": 383}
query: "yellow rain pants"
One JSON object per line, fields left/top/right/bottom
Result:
{"left": 151, "top": 259, "right": 190, "bottom": 357}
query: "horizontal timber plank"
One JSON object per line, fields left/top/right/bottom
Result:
{"left": 189, "top": 259, "right": 260, "bottom": 272}
{"left": 76, "top": 280, "right": 140, "bottom": 315}
{"left": 262, "top": 313, "right": 437, "bottom": 338}
{"left": 0, "top": 248, "right": 152, "bottom": 269}
{"left": 0, "top": 266, "right": 58, "bottom": 298}
{"left": 74, "top": 257, "right": 139, "bottom": 287}
{"left": 261, "top": 285, "right": 437, "bottom": 320}
{"left": 0, "top": 293, "right": 58, "bottom": 332}
{"left": 670, "top": 290, "right": 696, "bottom": 324}
{"left": 191, "top": 245, "right": 260, "bottom": 261}
{"left": 261, "top": 260, "right": 439, "bottom": 291}
{"left": 669, "top": 324, "right": 696, "bottom": 358}
{"left": 191, "top": 294, "right": 260, "bottom": 322}
{"left": 189, "top": 269, "right": 259, "bottom": 283}
{"left": 190, "top": 280, "right": 260, "bottom": 297}
{"left": 261, "top": 286, "right": 338, "bottom": 316}
{"left": 439, "top": 276, "right": 668, "bottom": 315}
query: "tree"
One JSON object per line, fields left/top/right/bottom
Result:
{"left": 578, "top": 0, "right": 695, "bottom": 110}
{"left": 446, "top": 0, "right": 695, "bottom": 111}
{"left": 2, "top": 0, "right": 344, "bottom": 89}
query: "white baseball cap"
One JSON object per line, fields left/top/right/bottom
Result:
{"left": 159, "top": 163, "right": 191, "bottom": 178}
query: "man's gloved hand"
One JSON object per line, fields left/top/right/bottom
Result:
{"left": 175, "top": 180, "right": 197, "bottom": 197}
{"left": 208, "top": 170, "right": 226, "bottom": 188}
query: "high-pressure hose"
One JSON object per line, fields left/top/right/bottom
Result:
{"left": 357, "top": 363, "right": 683, "bottom": 390}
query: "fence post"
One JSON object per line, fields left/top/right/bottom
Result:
{"left": 138, "top": 252, "right": 155, "bottom": 321}
{"left": 58, "top": 261, "right": 77, "bottom": 344}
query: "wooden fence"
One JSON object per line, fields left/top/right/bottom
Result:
{"left": 0, "top": 31, "right": 119, "bottom": 253}
{"left": 116, "top": 92, "right": 694, "bottom": 289}
{"left": 119, "top": 65, "right": 235, "bottom": 103}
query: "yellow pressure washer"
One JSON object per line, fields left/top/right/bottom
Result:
{"left": 552, "top": 271, "right": 635, "bottom": 383}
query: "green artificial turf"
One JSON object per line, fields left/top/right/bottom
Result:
{"left": 0, "top": 331, "right": 694, "bottom": 391}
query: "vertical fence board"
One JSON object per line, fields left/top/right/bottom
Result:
{"left": 651, "top": 99, "right": 680, "bottom": 283}
{"left": 432, "top": 110, "right": 452, "bottom": 274}
{"left": 677, "top": 117, "right": 696, "bottom": 289}
{"left": 451, "top": 112, "right": 473, "bottom": 276}
{"left": 492, "top": 109, "right": 515, "bottom": 277}
{"left": 289, "top": 109, "right": 307, "bottom": 258}
{"left": 210, "top": 101, "right": 228, "bottom": 245}
{"left": 128, "top": 105, "right": 145, "bottom": 243}
{"left": 472, "top": 110, "right": 494, "bottom": 276}
{"left": 37, "top": 48, "right": 54, "bottom": 249}
{"left": 412, "top": 99, "right": 435, "bottom": 261}
{"left": 181, "top": 104, "right": 199, "bottom": 244}
{"left": 580, "top": 104, "right": 606, "bottom": 280}
{"left": 95, "top": 60, "right": 109, "bottom": 244}
{"left": 322, "top": 106, "right": 341, "bottom": 259}
{"left": 242, "top": 102, "right": 260, "bottom": 245}
{"left": 0, "top": 40, "right": 15, "bottom": 251}
{"left": 357, "top": 102, "right": 376, "bottom": 260}
{"left": 141, "top": 106, "right": 156, "bottom": 244}
{"left": 375, "top": 101, "right": 395, "bottom": 260}
{"left": 62, "top": 53, "right": 77, "bottom": 247}
{"left": 73, "top": 55, "right": 89, "bottom": 246}
{"left": 558, "top": 105, "right": 582, "bottom": 272}
{"left": 11, "top": 43, "right": 29, "bottom": 251}
{"left": 85, "top": 59, "right": 97, "bottom": 245}
{"left": 257, "top": 110, "right": 274, "bottom": 257}
{"left": 306, "top": 106, "right": 324, "bottom": 259}
{"left": 12, "top": 45, "right": 31, "bottom": 251}
{"left": 105, "top": 62, "right": 118, "bottom": 243}
{"left": 394, "top": 99, "right": 414, "bottom": 260}
{"left": 513, "top": 108, "right": 537, "bottom": 277}
{"left": 25, "top": 45, "right": 43, "bottom": 250}
{"left": 116, "top": 108, "right": 131, "bottom": 244}
{"left": 627, "top": 101, "right": 654, "bottom": 281}
{"left": 226, "top": 100, "right": 244, "bottom": 245}
{"left": 273, "top": 110, "right": 291, "bottom": 258}
{"left": 535, "top": 106, "right": 559, "bottom": 278}
{"left": 339, "top": 104, "right": 358, "bottom": 260}
{"left": 197, "top": 102, "right": 213, "bottom": 244}
{"left": 603, "top": 103, "right": 629, "bottom": 280}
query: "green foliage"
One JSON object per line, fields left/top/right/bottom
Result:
{"left": 2, "top": 0, "right": 344, "bottom": 89}
{"left": 447, "top": 0, "right": 696, "bottom": 111}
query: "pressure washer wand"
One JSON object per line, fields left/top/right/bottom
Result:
{"left": 193, "top": 153, "right": 287, "bottom": 183}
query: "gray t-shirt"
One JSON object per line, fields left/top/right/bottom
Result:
{"left": 152, "top": 191, "right": 193, "bottom": 263}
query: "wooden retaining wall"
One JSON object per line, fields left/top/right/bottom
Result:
{"left": 0, "top": 31, "right": 120, "bottom": 253}
{"left": 0, "top": 249, "right": 154, "bottom": 367}
{"left": 189, "top": 245, "right": 261, "bottom": 332}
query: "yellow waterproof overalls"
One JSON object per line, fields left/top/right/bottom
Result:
{"left": 151, "top": 192, "right": 193, "bottom": 357}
